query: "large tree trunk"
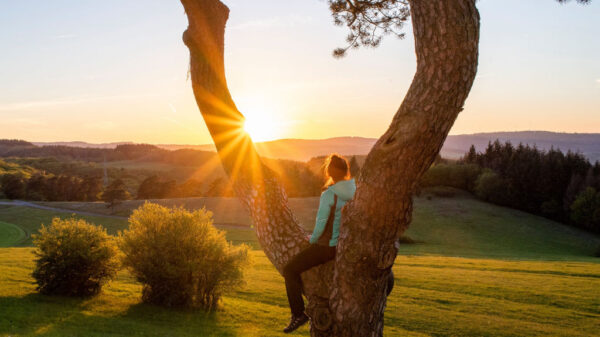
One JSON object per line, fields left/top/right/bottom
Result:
{"left": 179, "top": 0, "right": 479, "bottom": 336}
{"left": 330, "top": 1, "right": 480, "bottom": 335}
{"left": 179, "top": 0, "right": 335, "bottom": 318}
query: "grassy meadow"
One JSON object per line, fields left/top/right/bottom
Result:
{"left": 0, "top": 189, "right": 599, "bottom": 336}
{"left": 30, "top": 189, "right": 600, "bottom": 260}
{"left": 0, "top": 221, "right": 26, "bottom": 247}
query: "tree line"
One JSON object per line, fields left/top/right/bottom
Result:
{"left": 3, "top": 139, "right": 598, "bottom": 233}
{"left": 421, "top": 141, "right": 600, "bottom": 233}
{"left": 0, "top": 142, "right": 334, "bottom": 199}
{"left": 1, "top": 174, "right": 103, "bottom": 201}
{"left": 0, "top": 155, "right": 341, "bottom": 203}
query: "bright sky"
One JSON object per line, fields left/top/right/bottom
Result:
{"left": 1, "top": 0, "right": 599, "bottom": 144}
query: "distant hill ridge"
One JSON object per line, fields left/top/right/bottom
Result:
{"left": 18, "top": 131, "right": 600, "bottom": 162}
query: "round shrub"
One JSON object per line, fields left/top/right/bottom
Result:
{"left": 570, "top": 187, "right": 600, "bottom": 232}
{"left": 32, "top": 217, "right": 119, "bottom": 296}
{"left": 119, "top": 203, "right": 250, "bottom": 310}
{"left": 474, "top": 169, "right": 511, "bottom": 205}
{"left": 420, "top": 163, "right": 481, "bottom": 191}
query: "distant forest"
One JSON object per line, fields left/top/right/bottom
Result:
{"left": 421, "top": 141, "right": 600, "bottom": 233}
{"left": 1, "top": 139, "right": 599, "bottom": 233}
{"left": 0, "top": 139, "right": 328, "bottom": 201}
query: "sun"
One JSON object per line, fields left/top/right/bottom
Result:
{"left": 243, "top": 115, "right": 281, "bottom": 142}
{"left": 239, "top": 98, "right": 289, "bottom": 142}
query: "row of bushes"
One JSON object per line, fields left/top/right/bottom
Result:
{"left": 1, "top": 173, "right": 103, "bottom": 201}
{"left": 32, "top": 203, "right": 250, "bottom": 310}
{"left": 0, "top": 171, "right": 233, "bottom": 203}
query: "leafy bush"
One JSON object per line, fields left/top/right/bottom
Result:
{"left": 474, "top": 170, "right": 510, "bottom": 205}
{"left": 570, "top": 187, "right": 600, "bottom": 233}
{"left": 102, "top": 178, "right": 130, "bottom": 210}
{"left": 32, "top": 217, "right": 119, "bottom": 296}
{"left": 137, "top": 175, "right": 176, "bottom": 199}
{"left": 119, "top": 203, "right": 250, "bottom": 310}
{"left": 420, "top": 164, "right": 481, "bottom": 191}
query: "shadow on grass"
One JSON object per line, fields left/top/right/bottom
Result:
{"left": 0, "top": 294, "right": 237, "bottom": 337}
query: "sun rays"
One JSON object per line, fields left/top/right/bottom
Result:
{"left": 182, "top": 0, "right": 293, "bottom": 205}
{"left": 243, "top": 115, "right": 281, "bottom": 143}
{"left": 236, "top": 96, "right": 290, "bottom": 143}
{"left": 190, "top": 88, "right": 268, "bottom": 193}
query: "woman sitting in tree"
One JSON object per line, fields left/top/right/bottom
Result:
{"left": 281, "top": 154, "right": 356, "bottom": 333}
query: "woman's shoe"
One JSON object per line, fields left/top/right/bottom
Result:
{"left": 283, "top": 313, "right": 309, "bottom": 333}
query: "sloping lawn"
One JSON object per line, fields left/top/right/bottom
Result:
{"left": 1, "top": 191, "right": 599, "bottom": 336}
{"left": 0, "top": 249, "right": 599, "bottom": 337}
{"left": 0, "top": 221, "right": 27, "bottom": 247}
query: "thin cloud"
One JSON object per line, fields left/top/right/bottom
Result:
{"left": 0, "top": 94, "right": 153, "bottom": 112}
{"left": 83, "top": 121, "right": 116, "bottom": 131}
{"left": 2, "top": 118, "right": 45, "bottom": 126}
{"left": 0, "top": 98, "right": 88, "bottom": 111}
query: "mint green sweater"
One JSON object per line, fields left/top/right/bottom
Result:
{"left": 309, "top": 179, "right": 356, "bottom": 246}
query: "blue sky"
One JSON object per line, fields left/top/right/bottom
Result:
{"left": 0, "top": 0, "right": 598, "bottom": 143}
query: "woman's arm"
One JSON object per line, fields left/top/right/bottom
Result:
{"left": 309, "top": 189, "right": 334, "bottom": 244}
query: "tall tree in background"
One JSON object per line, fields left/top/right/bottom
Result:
{"left": 102, "top": 179, "right": 130, "bottom": 211}
{"left": 25, "top": 174, "right": 47, "bottom": 201}
{"left": 1, "top": 174, "right": 26, "bottom": 200}
{"left": 179, "top": 0, "right": 588, "bottom": 335}
{"left": 81, "top": 175, "right": 103, "bottom": 202}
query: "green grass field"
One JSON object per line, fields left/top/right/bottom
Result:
{"left": 1, "top": 190, "right": 599, "bottom": 336}
{"left": 33, "top": 189, "right": 600, "bottom": 260}
{"left": 1, "top": 249, "right": 598, "bottom": 337}
{"left": 35, "top": 197, "right": 318, "bottom": 226}
{"left": 0, "top": 203, "right": 258, "bottom": 249}
{"left": 0, "top": 205, "right": 128, "bottom": 246}
{"left": 0, "top": 221, "right": 26, "bottom": 247}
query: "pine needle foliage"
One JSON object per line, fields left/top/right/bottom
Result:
{"left": 328, "top": 0, "right": 591, "bottom": 57}
{"left": 328, "top": 0, "right": 409, "bottom": 57}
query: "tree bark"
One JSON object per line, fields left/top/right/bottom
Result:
{"left": 179, "top": 0, "right": 479, "bottom": 336}
{"left": 330, "top": 1, "right": 480, "bottom": 335}
{"left": 179, "top": 0, "right": 334, "bottom": 318}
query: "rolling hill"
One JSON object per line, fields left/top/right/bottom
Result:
{"left": 29, "top": 131, "right": 600, "bottom": 162}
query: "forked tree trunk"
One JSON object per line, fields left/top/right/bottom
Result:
{"left": 329, "top": 1, "right": 480, "bottom": 335}
{"left": 180, "top": 0, "right": 480, "bottom": 336}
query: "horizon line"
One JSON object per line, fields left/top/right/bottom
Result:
{"left": 14, "top": 130, "right": 600, "bottom": 146}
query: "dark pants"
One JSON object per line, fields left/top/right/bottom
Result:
{"left": 283, "top": 244, "right": 336, "bottom": 316}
